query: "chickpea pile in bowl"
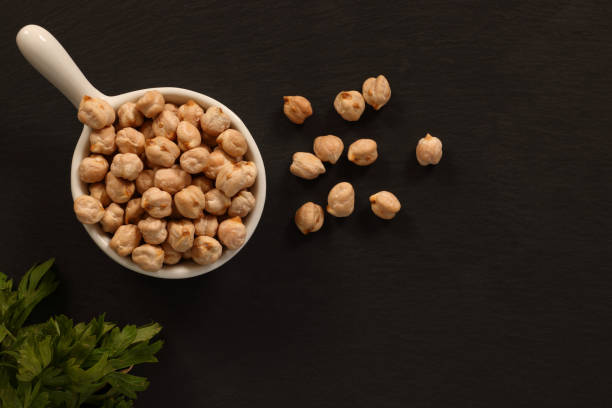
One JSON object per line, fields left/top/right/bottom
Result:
{"left": 73, "top": 90, "right": 258, "bottom": 272}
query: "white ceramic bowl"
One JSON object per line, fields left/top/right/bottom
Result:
{"left": 16, "top": 25, "right": 266, "bottom": 279}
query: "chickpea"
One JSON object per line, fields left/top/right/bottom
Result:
{"left": 174, "top": 185, "right": 207, "bottom": 219}
{"left": 100, "top": 202, "right": 124, "bottom": 233}
{"left": 79, "top": 155, "right": 108, "bottom": 183}
{"left": 327, "top": 182, "right": 354, "bottom": 217}
{"left": 194, "top": 214, "right": 218, "bottom": 237}
{"left": 228, "top": 190, "right": 256, "bottom": 218}
{"left": 204, "top": 188, "right": 231, "bottom": 215}
{"left": 109, "top": 224, "right": 141, "bottom": 257}
{"left": 204, "top": 147, "right": 234, "bottom": 179}
{"left": 110, "top": 153, "right": 144, "bottom": 181}
{"left": 191, "top": 236, "right": 223, "bottom": 265}
{"left": 202, "top": 131, "right": 219, "bottom": 147}
{"left": 154, "top": 167, "right": 192, "bottom": 194}
{"left": 313, "top": 135, "right": 344, "bottom": 164}
{"left": 176, "top": 121, "right": 201, "bottom": 151}
{"left": 73, "top": 195, "right": 104, "bottom": 224}
{"left": 215, "top": 161, "right": 257, "bottom": 197}
{"left": 290, "top": 152, "right": 325, "bottom": 180}
{"left": 78, "top": 95, "right": 115, "bottom": 129}
{"left": 89, "top": 125, "right": 116, "bottom": 155}
{"left": 192, "top": 176, "right": 213, "bottom": 193}
{"left": 125, "top": 198, "right": 145, "bottom": 224}
{"left": 216, "top": 129, "right": 247, "bottom": 158}
{"left": 347, "top": 139, "right": 378, "bottom": 166}
{"left": 294, "top": 202, "right": 324, "bottom": 234}
{"left": 180, "top": 146, "right": 210, "bottom": 174}
{"left": 167, "top": 219, "right": 195, "bottom": 252}
{"left": 138, "top": 216, "right": 168, "bottom": 245}
{"left": 200, "top": 106, "right": 230, "bottom": 137}
{"left": 369, "top": 191, "right": 401, "bottom": 220}
{"left": 178, "top": 100, "right": 204, "bottom": 128}
{"left": 135, "top": 169, "right": 155, "bottom": 194}
{"left": 161, "top": 241, "right": 182, "bottom": 265}
{"left": 416, "top": 133, "right": 443, "bottom": 166}
{"left": 88, "top": 182, "right": 111, "bottom": 207}
{"left": 105, "top": 173, "right": 135, "bottom": 203}
{"left": 115, "top": 127, "right": 146, "bottom": 155}
{"left": 132, "top": 244, "right": 164, "bottom": 272}
{"left": 141, "top": 187, "right": 172, "bottom": 218}
{"left": 145, "top": 137, "right": 180, "bottom": 168}
{"left": 333, "top": 90, "right": 365, "bottom": 121}
{"left": 117, "top": 101, "right": 144, "bottom": 129}
{"left": 182, "top": 248, "right": 193, "bottom": 260}
{"left": 217, "top": 217, "right": 246, "bottom": 250}
{"left": 282, "top": 96, "right": 313, "bottom": 124}
{"left": 362, "top": 75, "right": 391, "bottom": 110}
{"left": 153, "top": 109, "right": 180, "bottom": 140}
{"left": 136, "top": 90, "right": 165, "bottom": 118}
{"left": 140, "top": 120, "right": 155, "bottom": 139}
{"left": 164, "top": 103, "right": 179, "bottom": 115}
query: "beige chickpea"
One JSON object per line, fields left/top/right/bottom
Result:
{"left": 132, "top": 244, "right": 164, "bottom": 272}
{"left": 116, "top": 127, "right": 146, "bottom": 155}
{"left": 78, "top": 95, "right": 115, "bottom": 129}
{"left": 362, "top": 75, "right": 391, "bottom": 110}
{"left": 153, "top": 109, "right": 180, "bottom": 140}
{"left": 416, "top": 133, "right": 443, "bottom": 166}
{"left": 125, "top": 198, "right": 145, "bottom": 224}
{"left": 73, "top": 195, "right": 104, "bottom": 224}
{"left": 100, "top": 203, "right": 124, "bottom": 233}
{"left": 290, "top": 152, "right": 325, "bottom": 180}
{"left": 204, "top": 188, "right": 231, "bottom": 215}
{"left": 109, "top": 224, "right": 141, "bottom": 257}
{"left": 135, "top": 169, "right": 155, "bottom": 194}
{"left": 79, "top": 155, "right": 108, "bottom": 183}
{"left": 200, "top": 106, "right": 231, "bottom": 137}
{"left": 333, "top": 91, "right": 365, "bottom": 121}
{"left": 154, "top": 167, "right": 192, "bottom": 194}
{"left": 141, "top": 187, "right": 172, "bottom": 218}
{"left": 89, "top": 125, "right": 116, "bottom": 155}
{"left": 282, "top": 96, "right": 313, "bottom": 124}
{"left": 167, "top": 219, "right": 195, "bottom": 252}
{"left": 215, "top": 161, "right": 257, "bottom": 197}
{"left": 216, "top": 129, "right": 247, "bottom": 158}
{"left": 182, "top": 248, "right": 193, "bottom": 260}
{"left": 140, "top": 120, "right": 155, "bottom": 139}
{"left": 117, "top": 101, "right": 144, "bottom": 129}
{"left": 217, "top": 217, "right": 246, "bottom": 250}
{"left": 202, "top": 131, "right": 219, "bottom": 147}
{"left": 348, "top": 139, "right": 378, "bottom": 166}
{"left": 110, "top": 153, "right": 144, "bottom": 181}
{"left": 145, "top": 137, "right": 180, "bottom": 168}
{"left": 105, "top": 173, "right": 135, "bottom": 203}
{"left": 174, "top": 185, "right": 207, "bottom": 219}
{"left": 138, "top": 216, "right": 168, "bottom": 245}
{"left": 164, "top": 103, "right": 178, "bottom": 115}
{"left": 161, "top": 241, "right": 182, "bottom": 265}
{"left": 194, "top": 214, "right": 218, "bottom": 237}
{"left": 369, "top": 191, "right": 401, "bottom": 220}
{"left": 88, "top": 182, "right": 111, "bottom": 207}
{"left": 176, "top": 121, "right": 201, "bottom": 151}
{"left": 294, "top": 202, "right": 324, "bottom": 235}
{"left": 327, "top": 182, "right": 355, "bottom": 217}
{"left": 313, "top": 135, "right": 344, "bottom": 164}
{"left": 180, "top": 146, "right": 209, "bottom": 174}
{"left": 178, "top": 100, "right": 204, "bottom": 128}
{"left": 136, "top": 90, "right": 165, "bottom": 118}
{"left": 191, "top": 176, "right": 213, "bottom": 193}
{"left": 204, "top": 147, "right": 234, "bottom": 179}
{"left": 191, "top": 236, "right": 223, "bottom": 265}
{"left": 228, "top": 190, "right": 256, "bottom": 218}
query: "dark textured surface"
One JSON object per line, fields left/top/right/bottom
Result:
{"left": 2, "top": 1, "right": 612, "bottom": 406}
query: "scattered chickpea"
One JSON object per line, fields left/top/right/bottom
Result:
{"left": 217, "top": 217, "right": 246, "bottom": 250}
{"left": 333, "top": 91, "right": 365, "bottom": 121}
{"left": 89, "top": 182, "right": 111, "bottom": 207}
{"left": 362, "top": 75, "right": 391, "bottom": 110}
{"left": 117, "top": 101, "right": 144, "bottom": 129}
{"left": 204, "top": 188, "right": 231, "bottom": 215}
{"left": 89, "top": 126, "right": 116, "bottom": 155}
{"left": 110, "top": 153, "right": 144, "bottom": 181}
{"left": 176, "top": 121, "right": 202, "bottom": 151}
{"left": 132, "top": 244, "right": 164, "bottom": 272}
{"left": 327, "top": 182, "right": 355, "bottom": 217}
{"left": 145, "top": 137, "right": 180, "bottom": 168}
{"left": 140, "top": 120, "right": 154, "bottom": 139}
{"left": 167, "top": 219, "right": 195, "bottom": 252}
{"left": 152, "top": 109, "right": 180, "bottom": 141}
{"left": 191, "top": 236, "right": 223, "bottom": 265}
{"left": 109, "top": 224, "right": 141, "bottom": 256}
{"left": 141, "top": 187, "right": 172, "bottom": 218}
{"left": 115, "top": 127, "right": 146, "bottom": 155}
{"left": 100, "top": 203, "right": 124, "bottom": 233}
{"left": 136, "top": 90, "right": 165, "bottom": 118}
{"left": 294, "top": 202, "right": 324, "bottom": 235}
{"left": 154, "top": 167, "right": 192, "bottom": 194}
{"left": 125, "top": 198, "right": 145, "bottom": 224}
{"left": 191, "top": 176, "right": 214, "bottom": 194}
{"left": 416, "top": 133, "right": 443, "bottom": 166}
{"left": 290, "top": 152, "right": 325, "bottom": 180}
{"left": 347, "top": 139, "right": 378, "bottom": 166}
{"left": 135, "top": 169, "right": 155, "bottom": 194}
{"left": 194, "top": 214, "right": 218, "bottom": 237}
{"left": 78, "top": 95, "right": 115, "bottom": 129}
{"left": 313, "top": 135, "right": 344, "bottom": 164}
{"left": 138, "top": 216, "right": 168, "bottom": 245}
{"left": 204, "top": 147, "right": 234, "bottom": 179}
{"left": 180, "top": 146, "right": 210, "bottom": 174}
{"left": 369, "top": 191, "right": 401, "bottom": 219}
{"left": 161, "top": 241, "right": 182, "bottom": 265}
{"left": 283, "top": 96, "right": 313, "bottom": 124}
{"left": 79, "top": 155, "right": 108, "bottom": 183}
{"left": 216, "top": 129, "right": 247, "bottom": 158}
{"left": 105, "top": 173, "right": 135, "bottom": 203}
{"left": 73, "top": 195, "right": 104, "bottom": 224}
{"left": 178, "top": 100, "right": 204, "bottom": 128}
{"left": 164, "top": 103, "right": 179, "bottom": 115}
{"left": 200, "top": 106, "right": 231, "bottom": 137}
{"left": 216, "top": 161, "right": 257, "bottom": 197}
{"left": 174, "top": 185, "right": 207, "bottom": 219}
{"left": 228, "top": 190, "right": 256, "bottom": 218}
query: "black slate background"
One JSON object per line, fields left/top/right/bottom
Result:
{"left": 2, "top": 1, "right": 612, "bottom": 407}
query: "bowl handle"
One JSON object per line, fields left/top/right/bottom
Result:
{"left": 16, "top": 25, "right": 106, "bottom": 109}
